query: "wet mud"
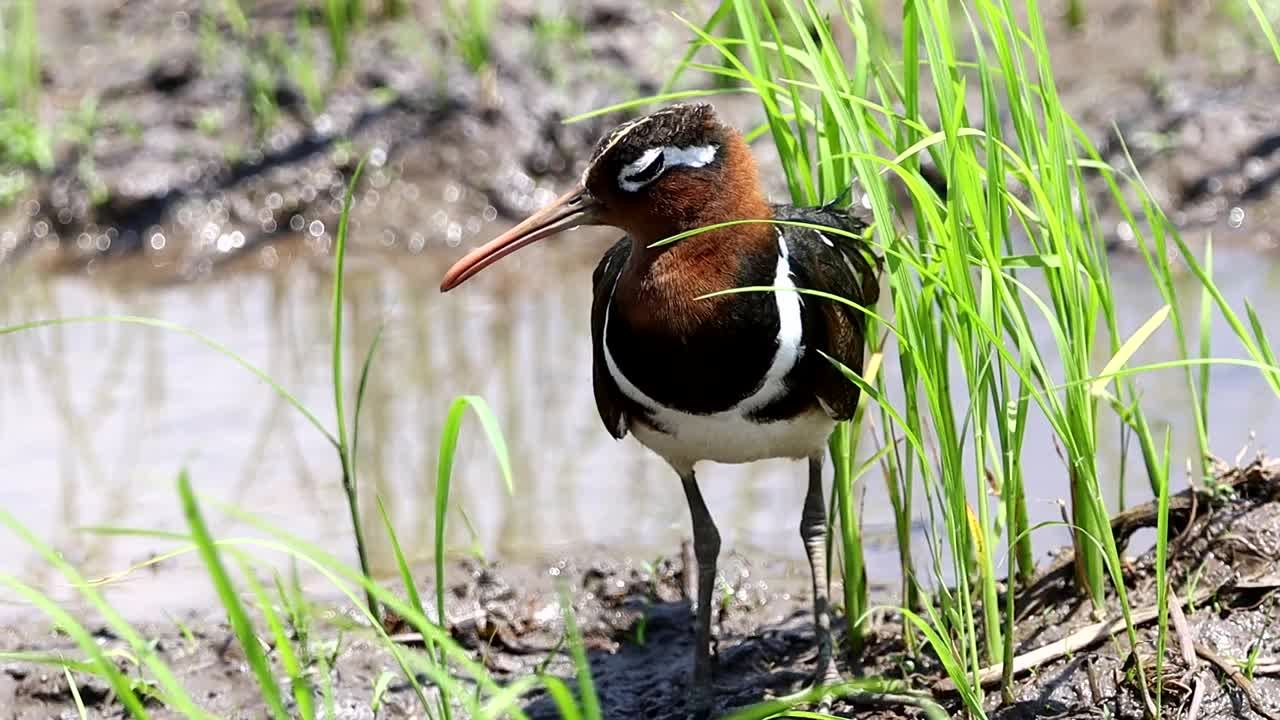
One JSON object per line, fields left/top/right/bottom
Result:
{"left": 3, "top": 458, "right": 1279, "bottom": 718}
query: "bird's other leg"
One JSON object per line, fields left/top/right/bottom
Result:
{"left": 802, "top": 453, "right": 839, "bottom": 689}
{"left": 680, "top": 469, "right": 720, "bottom": 720}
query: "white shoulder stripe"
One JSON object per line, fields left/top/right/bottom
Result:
{"left": 732, "top": 231, "right": 803, "bottom": 413}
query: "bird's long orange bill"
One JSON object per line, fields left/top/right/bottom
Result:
{"left": 440, "top": 186, "right": 598, "bottom": 291}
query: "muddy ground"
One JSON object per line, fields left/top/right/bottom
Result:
{"left": 2, "top": 457, "right": 1279, "bottom": 719}
{"left": 4, "top": 0, "right": 1280, "bottom": 718}
{"left": 3, "top": 0, "right": 1279, "bottom": 275}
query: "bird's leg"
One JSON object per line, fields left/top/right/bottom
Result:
{"left": 802, "top": 454, "right": 840, "bottom": 689}
{"left": 680, "top": 470, "right": 720, "bottom": 720}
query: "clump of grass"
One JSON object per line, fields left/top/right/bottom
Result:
{"left": 593, "top": 0, "right": 1280, "bottom": 714}
{"left": 324, "top": 0, "right": 363, "bottom": 72}
{"left": 202, "top": 0, "right": 386, "bottom": 142}
{"left": 0, "top": 0, "right": 51, "bottom": 186}
{"left": 442, "top": 0, "right": 498, "bottom": 73}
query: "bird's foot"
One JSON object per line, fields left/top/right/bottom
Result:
{"left": 810, "top": 660, "right": 843, "bottom": 713}
{"left": 685, "top": 688, "right": 714, "bottom": 720}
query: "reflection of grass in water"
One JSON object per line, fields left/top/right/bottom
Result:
{"left": 0, "top": 164, "right": 596, "bottom": 720}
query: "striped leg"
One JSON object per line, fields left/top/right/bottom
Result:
{"left": 802, "top": 454, "right": 839, "bottom": 689}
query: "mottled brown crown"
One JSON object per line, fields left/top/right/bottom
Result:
{"left": 582, "top": 103, "right": 730, "bottom": 197}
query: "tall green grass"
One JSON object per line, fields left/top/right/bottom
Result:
{"left": 594, "top": 0, "right": 1280, "bottom": 714}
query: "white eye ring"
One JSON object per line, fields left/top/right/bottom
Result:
{"left": 617, "top": 144, "right": 718, "bottom": 192}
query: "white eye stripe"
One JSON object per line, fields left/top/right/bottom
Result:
{"left": 617, "top": 144, "right": 718, "bottom": 192}
{"left": 663, "top": 144, "right": 717, "bottom": 169}
{"left": 620, "top": 147, "right": 664, "bottom": 179}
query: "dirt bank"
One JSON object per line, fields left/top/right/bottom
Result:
{"left": 4, "top": 0, "right": 1279, "bottom": 274}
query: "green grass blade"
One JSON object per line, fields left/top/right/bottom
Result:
{"left": 370, "top": 670, "right": 396, "bottom": 714}
{"left": 373, "top": 495, "right": 440, "bottom": 717}
{"left": 351, "top": 323, "right": 385, "bottom": 475}
{"left": 558, "top": 584, "right": 601, "bottom": 720}
{"left": 1243, "top": 0, "right": 1280, "bottom": 62}
{"left": 178, "top": 470, "right": 289, "bottom": 720}
{"left": 538, "top": 676, "right": 584, "bottom": 720}
{"left": 63, "top": 666, "right": 89, "bottom": 720}
{"left": 0, "top": 576, "right": 150, "bottom": 718}
{"left": 235, "top": 555, "right": 314, "bottom": 720}
{"left": 1090, "top": 304, "right": 1171, "bottom": 396}
{"left": 658, "top": 1, "right": 733, "bottom": 94}
{"left": 1154, "top": 426, "right": 1172, "bottom": 712}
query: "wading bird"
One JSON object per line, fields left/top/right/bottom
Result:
{"left": 440, "top": 103, "right": 879, "bottom": 718}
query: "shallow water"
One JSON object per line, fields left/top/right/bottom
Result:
{"left": 2, "top": 218, "right": 1278, "bottom": 620}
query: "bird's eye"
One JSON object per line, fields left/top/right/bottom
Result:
{"left": 618, "top": 149, "right": 665, "bottom": 192}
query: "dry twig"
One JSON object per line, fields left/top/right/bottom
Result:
{"left": 1168, "top": 590, "right": 1207, "bottom": 720}
{"left": 1194, "top": 641, "right": 1280, "bottom": 720}
{"left": 934, "top": 585, "right": 1216, "bottom": 691}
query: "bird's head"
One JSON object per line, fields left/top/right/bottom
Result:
{"left": 440, "top": 103, "right": 766, "bottom": 292}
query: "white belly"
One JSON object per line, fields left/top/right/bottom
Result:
{"left": 604, "top": 231, "right": 834, "bottom": 475}
{"left": 628, "top": 406, "right": 834, "bottom": 475}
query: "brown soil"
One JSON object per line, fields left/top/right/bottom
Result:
{"left": 4, "top": 0, "right": 1279, "bottom": 274}
{"left": 3, "top": 457, "right": 1279, "bottom": 719}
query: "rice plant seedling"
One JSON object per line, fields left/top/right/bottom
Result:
{"left": 329, "top": 159, "right": 379, "bottom": 617}
{"left": 269, "top": 11, "right": 327, "bottom": 116}
{"left": 0, "top": 0, "right": 40, "bottom": 114}
{"left": 382, "top": 0, "right": 406, "bottom": 20}
{"left": 0, "top": 0, "right": 51, "bottom": 176}
{"left": 442, "top": 0, "right": 499, "bottom": 72}
{"left": 610, "top": 0, "right": 1280, "bottom": 713}
{"left": 1065, "top": 0, "right": 1086, "bottom": 30}
{"left": 325, "top": 0, "right": 356, "bottom": 72}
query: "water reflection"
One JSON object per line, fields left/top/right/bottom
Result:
{"left": 0, "top": 233, "right": 1277, "bottom": 620}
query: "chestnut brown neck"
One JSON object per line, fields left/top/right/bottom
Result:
{"left": 621, "top": 134, "right": 771, "bottom": 249}
{"left": 613, "top": 134, "right": 775, "bottom": 335}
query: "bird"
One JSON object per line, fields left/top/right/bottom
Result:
{"left": 440, "top": 102, "right": 880, "bottom": 718}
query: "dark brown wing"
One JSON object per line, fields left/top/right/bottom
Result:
{"left": 590, "top": 237, "right": 633, "bottom": 438}
{"left": 777, "top": 204, "right": 881, "bottom": 420}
